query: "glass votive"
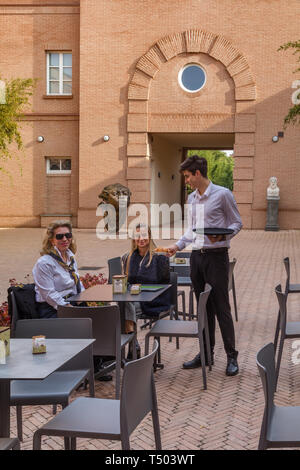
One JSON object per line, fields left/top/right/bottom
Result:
{"left": 32, "top": 335, "right": 46, "bottom": 354}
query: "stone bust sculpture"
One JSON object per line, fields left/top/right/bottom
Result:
{"left": 267, "top": 176, "right": 280, "bottom": 198}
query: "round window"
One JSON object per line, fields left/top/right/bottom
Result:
{"left": 178, "top": 64, "right": 206, "bottom": 93}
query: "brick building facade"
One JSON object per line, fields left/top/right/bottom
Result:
{"left": 0, "top": 0, "right": 299, "bottom": 229}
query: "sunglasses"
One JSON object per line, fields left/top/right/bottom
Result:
{"left": 55, "top": 232, "right": 72, "bottom": 240}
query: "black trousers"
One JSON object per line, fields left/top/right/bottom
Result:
{"left": 190, "top": 249, "right": 238, "bottom": 359}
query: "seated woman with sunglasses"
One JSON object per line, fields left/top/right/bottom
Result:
{"left": 32, "top": 221, "right": 84, "bottom": 318}
{"left": 123, "top": 224, "right": 171, "bottom": 340}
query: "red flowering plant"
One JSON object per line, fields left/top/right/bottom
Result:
{"left": 79, "top": 272, "right": 107, "bottom": 289}
{"left": 79, "top": 272, "right": 108, "bottom": 306}
{"left": 0, "top": 273, "right": 109, "bottom": 323}
{"left": 0, "top": 301, "right": 9, "bottom": 327}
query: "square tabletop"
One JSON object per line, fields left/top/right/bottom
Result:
{"left": 68, "top": 284, "right": 171, "bottom": 304}
{"left": 0, "top": 338, "right": 95, "bottom": 381}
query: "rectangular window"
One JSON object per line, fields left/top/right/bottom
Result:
{"left": 46, "top": 52, "right": 72, "bottom": 95}
{"left": 46, "top": 158, "right": 72, "bottom": 175}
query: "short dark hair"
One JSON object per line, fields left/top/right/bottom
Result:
{"left": 180, "top": 155, "right": 208, "bottom": 178}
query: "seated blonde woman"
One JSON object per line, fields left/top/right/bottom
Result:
{"left": 33, "top": 221, "right": 84, "bottom": 318}
{"left": 122, "top": 223, "right": 171, "bottom": 338}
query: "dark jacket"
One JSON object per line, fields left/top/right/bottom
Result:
{"left": 124, "top": 250, "right": 171, "bottom": 316}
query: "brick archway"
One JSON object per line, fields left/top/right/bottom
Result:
{"left": 127, "top": 30, "right": 257, "bottom": 228}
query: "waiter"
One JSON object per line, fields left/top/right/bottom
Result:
{"left": 168, "top": 155, "right": 242, "bottom": 376}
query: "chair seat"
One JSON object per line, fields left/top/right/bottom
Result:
{"left": 147, "top": 319, "right": 198, "bottom": 337}
{"left": 288, "top": 284, "right": 300, "bottom": 293}
{"left": 121, "top": 333, "right": 135, "bottom": 347}
{"left": 38, "top": 397, "right": 121, "bottom": 439}
{"left": 268, "top": 405, "right": 300, "bottom": 444}
{"left": 10, "top": 370, "right": 89, "bottom": 405}
{"left": 0, "top": 438, "right": 19, "bottom": 450}
{"left": 177, "top": 277, "right": 192, "bottom": 286}
{"left": 285, "top": 322, "right": 300, "bottom": 337}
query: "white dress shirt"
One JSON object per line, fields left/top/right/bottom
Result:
{"left": 32, "top": 248, "right": 84, "bottom": 309}
{"left": 176, "top": 182, "right": 243, "bottom": 250}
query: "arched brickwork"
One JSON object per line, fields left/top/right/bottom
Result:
{"left": 128, "top": 30, "right": 256, "bottom": 102}
{"left": 126, "top": 30, "right": 257, "bottom": 229}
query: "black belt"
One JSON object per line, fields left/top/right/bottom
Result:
{"left": 193, "top": 247, "right": 228, "bottom": 254}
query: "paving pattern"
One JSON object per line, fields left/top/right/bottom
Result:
{"left": 2, "top": 228, "right": 300, "bottom": 450}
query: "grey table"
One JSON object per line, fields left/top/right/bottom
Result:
{"left": 69, "top": 284, "right": 171, "bottom": 332}
{"left": 68, "top": 284, "right": 171, "bottom": 304}
{"left": 0, "top": 338, "right": 95, "bottom": 438}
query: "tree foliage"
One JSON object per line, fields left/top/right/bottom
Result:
{"left": 0, "top": 76, "right": 36, "bottom": 177}
{"left": 187, "top": 150, "right": 234, "bottom": 191}
{"left": 278, "top": 40, "right": 300, "bottom": 127}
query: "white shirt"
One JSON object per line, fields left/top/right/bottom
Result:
{"left": 32, "top": 248, "right": 84, "bottom": 309}
{"left": 176, "top": 182, "right": 243, "bottom": 250}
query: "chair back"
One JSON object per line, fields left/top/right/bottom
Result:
{"left": 121, "top": 340, "right": 159, "bottom": 435}
{"left": 15, "top": 318, "right": 93, "bottom": 371}
{"left": 256, "top": 343, "right": 276, "bottom": 437}
{"left": 175, "top": 251, "right": 191, "bottom": 258}
{"left": 228, "top": 258, "right": 237, "bottom": 292}
{"left": 275, "top": 284, "right": 287, "bottom": 336}
{"left": 171, "top": 264, "right": 190, "bottom": 277}
{"left": 108, "top": 257, "right": 123, "bottom": 284}
{"left": 58, "top": 305, "right": 121, "bottom": 357}
{"left": 197, "top": 284, "right": 212, "bottom": 332}
{"left": 283, "top": 257, "right": 290, "bottom": 294}
{"left": 9, "top": 291, "right": 19, "bottom": 338}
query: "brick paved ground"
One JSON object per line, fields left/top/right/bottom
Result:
{"left": 1, "top": 228, "right": 300, "bottom": 450}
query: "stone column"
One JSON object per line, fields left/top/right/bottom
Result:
{"left": 265, "top": 196, "right": 280, "bottom": 231}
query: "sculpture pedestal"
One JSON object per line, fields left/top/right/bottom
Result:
{"left": 265, "top": 197, "right": 280, "bottom": 231}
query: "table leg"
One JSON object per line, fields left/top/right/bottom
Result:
{"left": 0, "top": 380, "right": 11, "bottom": 437}
{"left": 117, "top": 302, "right": 126, "bottom": 334}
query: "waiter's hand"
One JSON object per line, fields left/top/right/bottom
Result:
{"left": 207, "top": 235, "right": 226, "bottom": 243}
{"left": 166, "top": 244, "right": 179, "bottom": 257}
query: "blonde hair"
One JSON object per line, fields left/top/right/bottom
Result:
{"left": 40, "top": 221, "right": 77, "bottom": 256}
{"left": 125, "top": 224, "right": 156, "bottom": 274}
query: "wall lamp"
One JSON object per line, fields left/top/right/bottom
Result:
{"left": 272, "top": 132, "right": 284, "bottom": 143}
{"left": 103, "top": 135, "right": 110, "bottom": 142}
{"left": 37, "top": 136, "right": 44, "bottom": 143}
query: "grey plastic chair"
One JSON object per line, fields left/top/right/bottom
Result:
{"left": 171, "top": 263, "right": 194, "bottom": 321}
{"left": 273, "top": 284, "right": 300, "bottom": 388}
{"left": 256, "top": 342, "right": 300, "bottom": 450}
{"left": 139, "top": 272, "right": 180, "bottom": 365}
{"left": 0, "top": 438, "right": 20, "bottom": 450}
{"left": 284, "top": 257, "right": 300, "bottom": 294}
{"left": 11, "top": 318, "right": 95, "bottom": 443}
{"left": 228, "top": 258, "right": 238, "bottom": 322}
{"left": 108, "top": 256, "right": 123, "bottom": 284}
{"left": 58, "top": 305, "right": 136, "bottom": 399}
{"left": 145, "top": 284, "right": 212, "bottom": 390}
{"left": 33, "top": 340, "right": 161, "bottom": 450}
{"left": 274, "top": 257, "right": 300, "bottom": 349}
{"left": 172, "top": 251, "right": 191, "bottom": 319}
